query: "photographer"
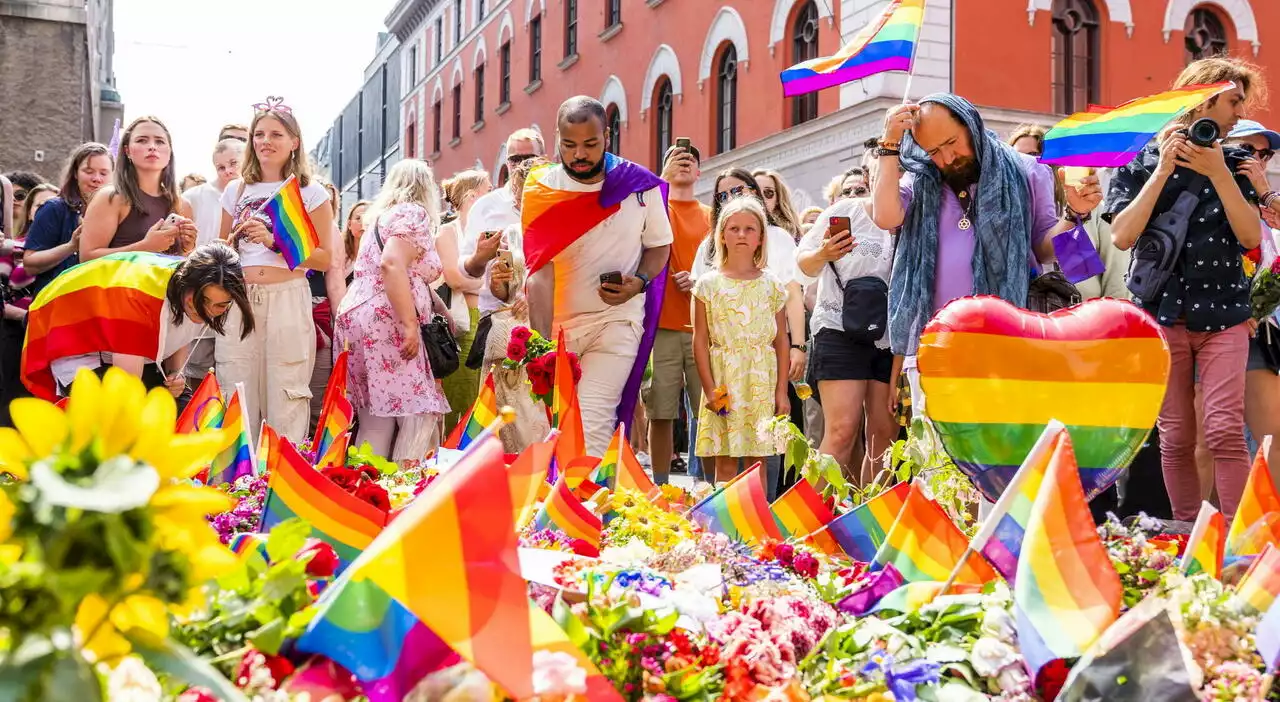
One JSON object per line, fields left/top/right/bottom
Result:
{"left": 1104, "top": 57, "right": 1265, "bottom": 524}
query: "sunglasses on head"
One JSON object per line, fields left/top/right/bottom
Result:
{"left": 715, "top": 185, "right": 751, "bottom": 203}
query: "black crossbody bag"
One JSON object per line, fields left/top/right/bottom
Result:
{"left": 828, "top": 262, "right": 888, "bottom": 343}
{"left": 372, "top": 223, "right": 460, "bottom": 378}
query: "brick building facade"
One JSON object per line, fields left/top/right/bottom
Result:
{"left": 0, "top": 0, "right": 122, "bottom": 179}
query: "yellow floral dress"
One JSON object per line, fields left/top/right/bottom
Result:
{"left": 693, "top": 271, "right": 787, "bottom": 458}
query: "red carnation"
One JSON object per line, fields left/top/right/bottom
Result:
{"left": 235, "top": 649, "right": 295, "bottom": 690}
{"left": 176, "top": 688, "right": 220, "bottom": 702}
{"left": 354, "top": 481, "right": 392, "bottom": 512}
{"left": 507, "top": 337, "right": 529, "bottom": 361}
{"left": 320, "top": 466, "right": 361, "bottom": 493}
{"left": 298, "top": 539, "right": 340, "bottom": 578}
{"left": 511, "top": 325, "right": 533, "bottom": 344}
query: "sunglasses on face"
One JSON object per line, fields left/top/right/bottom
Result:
{"left": 1239, "top": 143, "right": 1277, "bottom": 161}
{"left": 12, "top": 190, "right": 26, "bottom": 202}
{"left": 842, "top": 186, "right": 870, "bottom": 197}
{"left": 507, "top": 153, "right": 537, "bottom": 166}
{"left": 761, "top": 187, "right": 777, "bottom": 199}
{"left": 715, "top": 185, "right": 751, "bottom": 203}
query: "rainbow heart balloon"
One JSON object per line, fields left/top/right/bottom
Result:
{"left": 918, "top": 296, "right": 1170, "bottom": 502}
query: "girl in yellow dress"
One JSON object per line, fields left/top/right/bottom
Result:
{"left": 692, "top": 197, "right": 790, "bottom": 484}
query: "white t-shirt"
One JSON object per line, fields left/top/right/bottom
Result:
{"left": 795, "top": 199, "right": 895, "bottom": 347}
{"left": 692, "top": 225, "right": 799, "bottom": 285}
{"left": 460, "top": 187, "right": 519, "bottom": 260}
{"left": 183, "top": 182, "right": 225, "bottom": 248}
{"left": 473, "top": 223, "right": 525, "bottom": 315}
{"left": 51, "top": 300, "right": 204, "bottom": 387}
{"left": 536, "top": 168, "right": 673, "bottom": 329}
{"left": 220, "top": 178, "right": 330, "bottom": 268}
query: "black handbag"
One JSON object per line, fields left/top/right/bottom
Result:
{"left": 372, "top": 223, "right": 460, "bottom": 379}
{"left": 465, "top": 312, "right": 494, "bottom": 370}
{"left": 828, "top": 263, "right": 888, "bottom": 343}
{"left": 1027, "top": 269, "right": 1083, "bottom": 314}
{"left": 1259, "top": 319, "right": 1280, "bottom": 373}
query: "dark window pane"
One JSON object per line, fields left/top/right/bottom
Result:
{"left": 1185, "top": 8, "right": 1228, "bottom": 63}
{"left": 500, "top": 43, "right": 511, "bottom": 103}
{"left": 717, "top": 44, "right": 738, "bottom": 153}
{"left": 565, "top": 0, "right": 578, "bottom": 57}
{"left": 474, "top": 64, "right": 485, "bottom": 122}
{"left": 606, "top": 105, "right": 622, "bottom": 156}
{"left": 791, "top": 1, "right": 819, "bottom": 125}
{"left": 530, "top": 16, "right": 542, "bottom": 82}
{"left": 1051, "top": 0, "right": 1100, "bottom": 114}
{"left": 654, "top": 78, "right": 673, "bottom": 171}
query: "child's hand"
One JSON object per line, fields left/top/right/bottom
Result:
{"left": 775, "top": 388, "right": 791, "bottom": 418}
{"left": 706, "top": 385, "right": 730, "bottom": 416}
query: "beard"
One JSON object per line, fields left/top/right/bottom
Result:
{"left": 941, "top": 156, "right": 981, "bottom": 191}
{"left": 563, "top": 156, "right": 606, "bottom": 182}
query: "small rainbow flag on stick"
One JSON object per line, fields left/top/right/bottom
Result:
{"left": 1233, "top": 543, "right": 1280, "bottom": 614}
{"left": 534, "top": 476, "right": 603, "bottom": 556}
{"left": 176, "top": 370, "right": 223, "bottom": 433}
{"left": 591, "top": 423, "right": 655, "bottom": 494}
{"left": 780, "top": 0, "right": 923, "bottom": 97}
{"left": 872, "top": 480, "right": 995, "bottom": 584}
{"left": 807, "top": 481, "right": 908, "bottom": 561}
{"left": 1228, "top": 438, "right": 1280, "bottom": 556}
{"left": 689, "top": 462, "right": 782, "bottom": 544}
{"left": 508, "top": 438, "right": 555, "bottom": 530}
{"left": 771, "top": 478, "right": 836, "bottom": 539}
{"left": 1182, "top": 501, "right": 1226, "bottom": 579}
{"left": 207, "top": 385, "right": 255, "bottom": 485}
{"left": 444, "top": 373, "right": 498, "bottom": 450}
{"left": 1039, "top": 82, "right": 1236, "bottom": 167}
{"left": 1013, "top": 430, "right": 1122, "bottom": 677}
{"left": 261, "top": 175, "right": 320, "bottom": 270}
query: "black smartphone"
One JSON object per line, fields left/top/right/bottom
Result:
{"left": 676, "top": 137, "right": 691, "bottom": 151}
{"left": 599, "top": 271, "right": 624, "bottom": 285}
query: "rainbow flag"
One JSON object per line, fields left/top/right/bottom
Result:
{"left": 871, "top": 581, "right": 983, "bottom": 615}
{"left": 263, "top": 176, "right": 320, "bottom": 270}
{"left": 591, "top": 423, "right": 655, "bottom": 493}
{"left": 872, "top": 481, "right": 995, "bottom": 584}
{"left": 311, "top": 350, "right": 349, "bottom": 448}
{"left": 969, "top": 422, "right": 1064, "bottom": 585}
{"left": 1182, "top": 501, "right": 1226, "bottom": 579}
{"left": 296, "top": 435, "right": 620, "bottom": 701}
{"left": 259, "top": 424, "right": 388, "bottom": 567}
{"left": 445, "top": 373, "right": 498, "bottom": 451}
{"left": 918, "top": 297, "right": 1170, "bottom": 502}
{"left": 550, "top": 330, "right": 586, "bottom": 457}
{"left": 22, "top": 252, "right": 181, "bottom": 400}
{"left": 1040, "top": 82, "right": 1236, "bottom": 167}
{"left": 534, "top": 476, "right": 603, "bottom": 555}
{"left": 1234, "top": 543, "right": 1280, "bottom": 613}
{"left": 771, "top": 478, "right": 836, "bottom": 539}
{"left": 689, "top": 462, "right": 782, "bottom": 544}
{"left": 1013, "top": 430, "right": 1122, "bottom": 677}
{"left": 509, "top": 439, "right": 554, "bottom": 530}
{"left": 810, "top": 482, "right": 909, "bottom": 561}
{"left": 780, "top": 0, "right": 923, "bottom": 97}
{"left": 208, "top": 386, "right": 255, "bottom": 486}
{"left": 228, "top": 532, "right": 268, "bottom": 563}
{"left": 176, "top": 370, "right": 224, "bottom": 433}
{"left": 314, "top": 395, "right": 353, "bottom": 469}
{"left": 1227, "top": 442, "right": 1280, "bottom": 556}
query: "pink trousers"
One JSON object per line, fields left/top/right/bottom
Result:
{"left": 1158, "top": 322, "right": 1250, "bottom": 522}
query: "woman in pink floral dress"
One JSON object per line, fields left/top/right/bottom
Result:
{"left": 335, "top": 159, "right": 451, "bottom": 459}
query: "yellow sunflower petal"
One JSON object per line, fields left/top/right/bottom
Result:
{"left": 98, "top": 367, "right": 146, "bottom": 458}
{"left": 130, "top": 388, "right": 178, "bottom": 466}
{"left": 0, "top": 428, "right": 31, "bottom": 479}
{"left": 0, "top": 489, "right": 12, "bottom": 543}
{"left": 0, "top": 544, "right": 20, "bottom": 565}
{"left": 146, "top": 431, "right": 230, "bottom": 481}
{"left": 189, "top": 541, "right": 239, "bottom": 583}
{"left": 9, "top": 398, "right": 67, "bottom": 458}
{"left": 151, "top": 483, "right": 236, "bottom": 517}
{"left": 65, "top": 369, "right": 103, "bottom": 452}
{"left": 75, "top": 594, "right": 132, "bottom": 662}
{"left": 111, "top": 594, "right": 170, "bottom": 645}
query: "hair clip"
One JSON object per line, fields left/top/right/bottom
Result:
{"left": 252, "top": 96, "right": 292, "bottom": 114}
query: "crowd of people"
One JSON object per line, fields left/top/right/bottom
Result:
{"left": 2, "top": 54, "right": 1279, "bottom": 524}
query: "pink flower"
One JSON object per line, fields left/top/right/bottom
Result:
{"left": 531, "top": 650, "right": 588, "bottom": 697}
{"left": 511, "top": 325, "right": 533, "bottom": 344}
{"left": 176, "top": 688, "right": 220, "bottom": 702}
{"left": 507, "top": 337, "right": 530, "bottom": 361}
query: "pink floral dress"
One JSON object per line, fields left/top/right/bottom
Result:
{"left": 335, "top": 203, "right": 451, "bottom": 418}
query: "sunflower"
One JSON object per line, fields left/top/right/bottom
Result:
{"left": 0, "top": 367, "right": 241, "bottom": 663}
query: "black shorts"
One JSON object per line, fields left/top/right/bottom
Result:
{"left": 811, "top": 328, "right": 893, "bottom": 384}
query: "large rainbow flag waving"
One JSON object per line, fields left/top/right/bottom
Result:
{"left": 780, "top": 0, "right": 923, "bottom": 97}
{"left": 22, "top": 252, "right": 182, "bottom": 400}
{"left": 521, "top": 152, "right": 667, "bottom": 428}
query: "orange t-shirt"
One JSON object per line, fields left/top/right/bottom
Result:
{"left": 658, "top": 199, "right": 713, "bottom": 332}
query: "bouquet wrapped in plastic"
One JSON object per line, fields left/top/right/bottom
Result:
{"left": 1251, "top": 253, "right": 1280, "bottom": 320}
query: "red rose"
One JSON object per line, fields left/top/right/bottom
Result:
{"left": 567, "top": 352, "right": 582, "bottom": 383}
{"left": 1036, "top": 658, "right": 1071, "bottom": 702}
{"left": 235, "top": 649, "right": 295, "bottom": 690}
{"left": 529, "top": 373, "right": 553, "bottom": 397}
{"left": 774, "top": 543, "right": 796, "bottom": 565}
{"left": 511, "top": 325, "right": 533, "bottom": 344}
{"left": 320, "top": 466, "right": 361, "bottom": 493}
{"left": 177, "top": 688, "right": 220, "bottom": 702}
{"left": 298, "top": 539, "right": 340, "bottom": 578}
{"left": 357, "top": 463, "right": 380, "bottom": 480}
{"left": 507, "top": 337, "right": 529, "bottom": 361}
{"left": 354, "top": 481, "right": 392, "bottom": 512}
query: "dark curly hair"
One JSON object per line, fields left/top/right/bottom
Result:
{"left": 167, "top": 242, "right": 254, "bottom": 339}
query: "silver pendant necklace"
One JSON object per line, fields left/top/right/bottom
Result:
{"left": 958, "top": 190, "right": 974, "bottom": 231}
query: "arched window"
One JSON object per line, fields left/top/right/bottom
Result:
{"left": 716, "top": 43, "right": 737, "bottom": 154}
{"left": 1185, "top": 7, "right": 1228, "bottom": 62}
{"left": 653, "top": 77, "right": 673, "bottom": 172}
{"left": 1051, "top": 0, "right": 1099, "bottom": 114}
{"left": 606, "top": 104, "right": 622, "bottom": 156}
{"left": 790, "top": 1, "right": 819, "bottom": 126}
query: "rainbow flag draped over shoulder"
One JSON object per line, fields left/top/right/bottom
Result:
{"left": 296, "top": 435, "right": 621, "bottom": 701}
{"left": 807, "top": 482, "right": 908, "bottom": 560}
{"left": 1013, "top": 430, "right": 1122, "bottom": 677}
{"left": 1227, "top": 441, "right": 1280, "bottom": 555}
{"left": 1182, "top": 501, "right": 1226, "bottom": 579}
{"left": 591, "top": 423, "right": 655, "bottom": 493}
{"left": 208, "top": 387, "right": 255, "bottom": 485}
{"left": 1039, "top": 82, "right": 1235, "bottom": 167}
{"left": 263, "top": 175, "right": 320, "bottom": 270}
{"left": 259, "top": 425, "right": 388, "bottom": 568}
{"left": 689, "top": 463, "right": 782, "bottom": 544}
{"left": 22, "top": 252, "right": 182, "bottom": 400}
{"left": 176, "top": 370, "right": 224, "bottom": 434}
{"left": 872, "top": 481, "right": 995, "bottom": 584}
{"left": 771, "top": 478, "right": 836, "bottom": 539}
{"left": 522, "top": 153, "right": 668, "bottom": 428}
{"left": 780, "top": 0, "right": 923, "bottom": 97}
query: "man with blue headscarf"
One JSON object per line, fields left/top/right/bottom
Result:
{"left": 869, "top": 93, "right": 1102, "bottom": 409}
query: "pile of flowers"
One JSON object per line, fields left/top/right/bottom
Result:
{"left": 504, "top": 325, "right": 582, "bottom": 403}
{"left": 1249, "top": 255, "right": 1280, "bottom": 320}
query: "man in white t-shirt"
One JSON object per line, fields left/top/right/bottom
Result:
{"left": 460, "top": 128, "right": 545, "bottom": 264}
{"left": 524, "top": 97, "right": 673, "bottom": 455}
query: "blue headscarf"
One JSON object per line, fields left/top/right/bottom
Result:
{"left": 888, "top": 93, "right": 1032, "bottom": 355}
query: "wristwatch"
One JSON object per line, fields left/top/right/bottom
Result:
{"left": 790, "top": 343, "right": 807, "bottom": 352}
{"left": 634, "top": 272, "right": 650, "bottom": 290}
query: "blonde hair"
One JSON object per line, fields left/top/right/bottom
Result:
{"left": 1175, "top": 56, "right": 1268, "bottom": 115}
{"left": 1007, "top": 124, "right": 1047, "bottom": 152}
{"left": 441, "top": 169, "right": 490, "bottom": 210}
{"left": 823, "top": 172, "right": 845, "bottom": 205}
{"left": 510, "top": 157, "right": 551, "bottom": 210}
{"left": 712, "top": 197, "right": 768, "bottom": 270}
{"left": 240, "top": 108, "right": 313, "bottom": 186}
{"left": 800, "top": 206, "right": 824, "bottom": 224}
{"left": 363, "top": 159, "right": 440, "bottom": 231}
{"left": 507, "top": 128, "right": 546, "bottom": 155}
{"left": 752, "top": 168, "right": 802, "bottom": 241}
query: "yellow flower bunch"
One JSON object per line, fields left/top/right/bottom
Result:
{"left": 604, "top": 488, "right": 697, "bottom": 552}
{"left": 0, "top": 367, "right": 239, "bottom": 666}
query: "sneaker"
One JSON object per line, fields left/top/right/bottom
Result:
{"left": 670, "top": 456, "right": 687, "bottom": 474}
{"left": 636, "top": 451, "right": 652, "bottom": 467}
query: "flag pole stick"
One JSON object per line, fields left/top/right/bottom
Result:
{"left": 901, "top": 0, "right": 925, "bottom": 104}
